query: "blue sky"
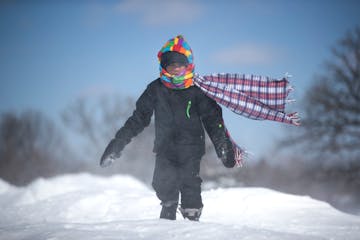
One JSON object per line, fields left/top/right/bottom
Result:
{"left": 1, "top": 0, "right": 359, "bottom": 158}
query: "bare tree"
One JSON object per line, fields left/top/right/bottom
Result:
{"left": 273, "top": 27, "right": 360, "bottom": 215}
{"left": 62, "top": 95, "right": 135, "bottom": 156}
{"left": 0, "top": 110, "right": 76, "bottom": 185}
{"left": 62, "top": 94, "right": 157, "bottom": 182}
{"left": 285, "top": 27, "right": 360, "bottom": 164}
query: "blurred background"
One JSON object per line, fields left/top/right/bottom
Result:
{"left": 1, "top": 0, "right": 359, "bottom": 215}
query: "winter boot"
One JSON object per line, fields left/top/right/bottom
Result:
{"left": 160, "top": 201, "right": 178, "bottom": 220}
{"left": 179, "top": 207, "right": 202, "bottom": 221}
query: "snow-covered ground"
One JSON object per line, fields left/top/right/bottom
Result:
{"left": 0, "top": 173, "right": 359, "bottom": 240}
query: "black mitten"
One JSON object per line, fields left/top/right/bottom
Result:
{"left": 216, "top": 138, "right": 236, "bottom": 168}
{"left": 100, "top": 138, "right": 125, "bottom": 168}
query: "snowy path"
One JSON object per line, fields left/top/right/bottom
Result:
{"left": 1, "top": 174, "right": 359, "bottom": 240}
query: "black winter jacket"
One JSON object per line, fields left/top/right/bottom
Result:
{"left": 115, "top": 79, "right": 229, "bottom": 157}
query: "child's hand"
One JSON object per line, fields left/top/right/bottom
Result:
{"left": 99, "top": 138, "right": 123, "bottom": 168}
{"left": 217, "top": 140, "right": 236, "bottom": 168}
{"left": 100, "top": 154, "right": 117, "bottom": 168}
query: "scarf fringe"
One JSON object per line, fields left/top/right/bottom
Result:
{"left": 287, "top": 112, "right": 301, "bottom": 126}
{"left": 286, "top": 99, "right": 296, "bottom": 104}
{"left": 234, "top": 147, "right": 249, "bottom": 167}
{"left": 283, "top": 72, "right": 293, "bottom": 80}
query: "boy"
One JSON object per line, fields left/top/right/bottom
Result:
{"left": 100, "top": 35, "right": 235, "bottom": 221}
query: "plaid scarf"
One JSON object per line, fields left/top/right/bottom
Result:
{"left": 158, "top": 35, "right": 195, "bottom": 89}
{"left": 194, "top": 73, "right": 300, "bottom": 126}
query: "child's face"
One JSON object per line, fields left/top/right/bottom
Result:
{"left": 166, "top": 63, "right": 187, "bottom": 76}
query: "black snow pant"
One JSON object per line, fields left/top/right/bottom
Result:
{"left": 152, "top": 146, "right": 203, "bottom": 209}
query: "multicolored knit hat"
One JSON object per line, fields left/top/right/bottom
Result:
{"left": 158, "top": 35, "right": 195, "bottom": 89}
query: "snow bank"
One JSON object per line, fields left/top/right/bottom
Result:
{"left": 0, "top": 178, "right": 12, "bottom": 194}
{"left": 0, "top": 174, "right": 359, "bottom": 240}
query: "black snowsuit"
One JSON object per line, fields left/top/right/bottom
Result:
{"left": 115, "top": 79, "right": 230, "bottom": 208}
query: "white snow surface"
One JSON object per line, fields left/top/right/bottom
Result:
{"left": 0, "top": 173, "right": 359, "bottom": 240}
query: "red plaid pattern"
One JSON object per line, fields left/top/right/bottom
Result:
{"left": 194, "top": 73, "right": 300, "bottom": 126}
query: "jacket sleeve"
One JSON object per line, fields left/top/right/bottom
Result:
{"left": 114, "top": 84, "right": 155, "bottom": 147}
{"left": 197, "top": 91, "right": 228, "bottom": 152}
{"left": 198, "top": 92, "right": 236, "bottom": 168}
